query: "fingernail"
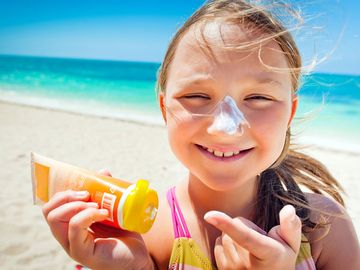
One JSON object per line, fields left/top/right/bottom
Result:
{"left": 76, "top": 191, "right": 89, "bottom": 197}
{"left": 284, "top": 205, "right": 298, "bottom": 224}
{"left": 204, "top": 211, "right": 229, "bottom": 226}
{"left": 99, "top": 169, "right": 111, "bottom": 176}
{"left": 99, "top": 209, "right": 109, "bottom": 216}
{"left": 290, "top": 212, "right": 299, "bottom": 225}
{"left": 205, "top": 217, "right": 218, "bottom": 226}
{"left": 88, "top": 202, "right": 99, "bottom": 208}
{"left": 204, "top": 211, "right": 228, "bottom": 219}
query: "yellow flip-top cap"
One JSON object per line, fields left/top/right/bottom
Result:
{"left": 122, "top": 179, "right": 158, "bottom": 234}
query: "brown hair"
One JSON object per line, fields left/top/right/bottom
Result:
{"left": 156, "top": 0, "right": 344, "bottom": 233}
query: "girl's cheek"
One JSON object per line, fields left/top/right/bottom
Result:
{"left": 167, "top": 119, "right": 194, "bottom": 151}
{"left": 253, "top": 100, "right": 290, "bottom": 123}
{"left": 251, "top": 114, "right": 283, "bottom": 134}
{"left": 248, "top": 104, "right": 290, "bottom": 142}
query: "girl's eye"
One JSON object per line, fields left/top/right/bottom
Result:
{"left": 246, "top": 95, "right": 273, "bottom": 101}
{"left": 183, "top": 95, "right": 210, "bottom": 100}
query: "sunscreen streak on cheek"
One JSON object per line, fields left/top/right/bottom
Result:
{"left": 30, "top": 152, "right": 158, "bottom": 234}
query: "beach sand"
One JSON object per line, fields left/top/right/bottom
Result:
{"left": 0, "top": 101, "right": 359, "bottom": 269}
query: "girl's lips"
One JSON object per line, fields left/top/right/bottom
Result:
{"left": 195, "top": 144, "right": 253, "bottom": 162}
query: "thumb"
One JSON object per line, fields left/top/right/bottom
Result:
{"left": 98, "top": 169, "right": 112, "bottom": 177}
{"left": 277, "top": 205, "right": 302, "bottom": 253}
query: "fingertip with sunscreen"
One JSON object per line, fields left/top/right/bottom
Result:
{"left": 204, "top": 210, "right": 230, "bottom": 226}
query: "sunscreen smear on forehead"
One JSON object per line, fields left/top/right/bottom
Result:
{"left": 31, "top": 152, "right": 158, "bottom": 234}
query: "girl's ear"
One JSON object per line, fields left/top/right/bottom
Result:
{"left": 288, "top": 96, "right": 298, "bottom": 127}
{"left": 159, "top": 93, "right": 167, "bottom": 124}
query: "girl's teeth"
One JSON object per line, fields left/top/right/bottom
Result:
{"left": 224, "top": 151, "right": 234, "bottom": 157}
{"left": 200, "top": 145, "right": 241, "bottom": 158}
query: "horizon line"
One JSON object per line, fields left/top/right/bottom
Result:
{"left": 0, "top": 53, "right": 359, "bottom": 77}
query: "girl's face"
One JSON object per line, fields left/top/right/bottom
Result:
{"left": 160, "top": 23, "right": 297, "bottom": 191}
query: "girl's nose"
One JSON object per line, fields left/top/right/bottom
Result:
{"left": 207, "top": 96, "right": 250, "bottom": 136}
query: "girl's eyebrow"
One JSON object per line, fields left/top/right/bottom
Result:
{"left": 256, "top": 78, "right": 283, "bottom": 87}
{"left": 175, "top": 74, "right": 283, "bottom": 88}
{"left": 175, "top": 73, "right": 216, "bottom": 88}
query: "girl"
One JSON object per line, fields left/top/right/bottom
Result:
{"left": 42, "top": 0, "right": 360, "bottom": 269}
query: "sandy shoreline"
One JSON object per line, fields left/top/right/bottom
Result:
{"left": 0, "top": 101, "right": 359, "bottom": 269}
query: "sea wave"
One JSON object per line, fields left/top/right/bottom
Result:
{"left": 0, "top": 89, "right": 164, "bottom": 126}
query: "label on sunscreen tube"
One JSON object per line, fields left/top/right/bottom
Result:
{"left": 30, "top": 152, "right": 158, "bottom": 234}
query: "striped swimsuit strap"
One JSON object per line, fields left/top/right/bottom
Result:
{"left": 167, "top": 187, "right": 215, "bottom": 269}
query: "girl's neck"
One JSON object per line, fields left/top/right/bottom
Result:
{"left": 179, "top": 173, "right": 259, "bottom": 221}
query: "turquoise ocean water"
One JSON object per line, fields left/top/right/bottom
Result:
{"left": 0, "top": 55, "right": 359, "bottom": 152}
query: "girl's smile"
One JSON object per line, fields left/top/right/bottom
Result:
{"left": 195, "top": 143, "right": 254, "bottom": 162}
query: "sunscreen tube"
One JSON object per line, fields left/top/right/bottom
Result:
{"left": 31, "top": 152, "right": 158, "bottom": 234}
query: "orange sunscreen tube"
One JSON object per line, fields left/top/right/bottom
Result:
{"left": 31, "top": 152, "right": 158, "bottom": 234}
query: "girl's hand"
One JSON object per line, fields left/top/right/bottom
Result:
{"left": 42, "top": 170, "right": 154, "bottom": 270}
{"left": 204, "top": 205, "right": 302, "bottom": 270}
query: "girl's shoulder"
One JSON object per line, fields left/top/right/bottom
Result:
{"left": 143, "top": 194, "right": 174, "bottom": 270}
{"left": 304, "top": 192, "right": 360, "bottom": 270}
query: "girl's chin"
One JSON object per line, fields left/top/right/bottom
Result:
{"left": 205, "top": 183, "right": 246, "bottom": 192}
{"left": 195, "top": 174, "right": 256, "bottom": 192}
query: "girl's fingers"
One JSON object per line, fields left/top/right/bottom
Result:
{"left": 234, "top": 240, "right": 250, "bottom": 261}
{"left": 221, "top": 234, "right": 242, "bottom": 266}
{"left": 47, "top": 201, "right": 99, "bottom": 225}
{"left": 236, "top": 216, "right": 267, "bottom": 236}
{"left": 42, "top": 190, "right": 90, "bottom": 219}
{"left": 68, "top": 207, "right": 109, "bottom": 260}
{"left": 214, "top": 236, "right": 228, "bottom": 269}
{"left": 204, "top": 211, "right": 276, "bottom": 259}
{"left": 98, "top": 169, "right": 112, "bottom": 177}
{"left": 46, "top": 201, "right": 99, "bottom": 249}
{"left": 278, "top": 205, "right": 302, "bottom": 254}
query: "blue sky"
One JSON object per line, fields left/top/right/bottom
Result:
{"left": 0, "top": 0, "right": 359, "bottom": 74}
